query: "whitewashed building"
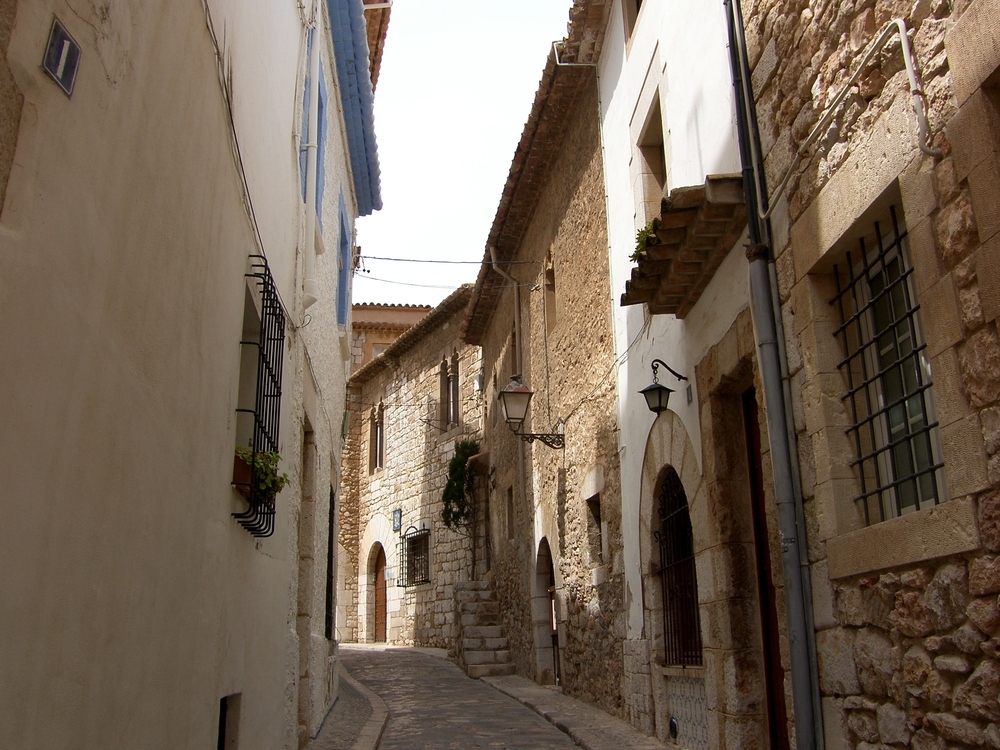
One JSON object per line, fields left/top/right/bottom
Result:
{"left": 0, "top": 0, "right": 386, "bottom": 747}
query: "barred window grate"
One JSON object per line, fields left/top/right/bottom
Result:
{"left": 233, "top": 255, "right": 286, "bottom": 538}
{"left": 832, "top": 205, "right": 943, "bottom": 525}
{"left": 398, "top": 527, "right": 430, "bottom": 587}
{"left": 655, "top": 468, "right": 702, "bottom": 667}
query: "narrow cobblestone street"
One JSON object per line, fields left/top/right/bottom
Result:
{"left": 340, "top": 646, "right": 578, "bottom": 749}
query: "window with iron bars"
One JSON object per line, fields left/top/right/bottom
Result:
{"left": 397, "top": 526, "right": 430, "bottom": 587}
{"left": 655, "top": 467, "right": 702, "bottom": 667}
{"left": 233, "top": 255, "right": 286, "bottom": 538}
{"left": 832, "top": 205, "right": 944, "bottom": 524}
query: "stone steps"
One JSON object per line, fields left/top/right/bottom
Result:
{"left": 453, "top": 577, "right": 515, "bottom": 680}
{"left": 461, "top": 636, "right": 509, "bottom": 651}
{"left": 467, "top": 662, "right": 516, "bottom": 679}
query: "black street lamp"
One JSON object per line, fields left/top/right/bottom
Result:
{"left": 639, "top": 359, "right": 688, "bottom": 414}
{"left": 497, "top": 375, "right": 565, "bottom": 449}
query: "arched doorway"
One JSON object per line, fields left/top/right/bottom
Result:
{"left": 532, "top": 538, "right": 560, "bottom": 685}
{"left": 369, "top": 543, "right": 387, "bottom": 643}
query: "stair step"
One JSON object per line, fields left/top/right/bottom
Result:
{"left": 464, "top": 649, "right": 511, "bottom": 665}
{"left": 454, "top": 579, "right": 492, "bottom": 592}
{"left": 468, "top": 663, "right": 516, "bottom": 679}
{"left": 464, "top": 625, "right": 503, "bottom": 639}
{"left": 461, "top": 637, "right": 509, "bottom": 651}
{"left": 459, "top": 600, "right": 499, "bottom": 615}
{"left": 461, "top": 612, "right": 501, "bottom": 627}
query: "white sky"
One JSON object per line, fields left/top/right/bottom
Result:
{"left": 354, "top": 0, "right": 574, "bottom": 307}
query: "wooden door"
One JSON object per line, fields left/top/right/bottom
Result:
{"left": 742, "top": 388, "right": 790, "bottom": 750}
{"left": 374, "top": 545, "right": 387, "bottom": 642}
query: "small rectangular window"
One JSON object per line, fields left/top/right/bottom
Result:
{"left": 832, "top": 205, "right": 944, "bottom": 524}
{"left": 398, "top": 527, "right": 430, "bottom": 586}
{"left": 368, "top": 401, "right": 385, "bottom": 473}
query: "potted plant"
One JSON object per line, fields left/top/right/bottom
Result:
{"left": 233, "top": 446, "right": 290, "bottom": 504}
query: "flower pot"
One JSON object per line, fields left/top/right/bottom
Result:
{"left": 232, "top": 453, "right": 252, "bottom": 500}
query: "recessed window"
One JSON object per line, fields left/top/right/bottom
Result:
{"left": 545, "top": 252, "right": 557, "bottom": 334}
{"left": 217, "top": 693, "right": 241, "bottom": 750}
{"left": 368, "top": 400, "right": 385, "bottom": 473}
{"left": 636, "top": 98, "right": 666, "bottom": 226}
{"left": 586, "top": 494, "right": 603, "bottom": 564}
{"left": 621, "top": 0, "right": 642, "bottom": 38}
{"left": 831, "top": 205, "right": 944, "bottom": 523}
{"left": 656, "top": 467, "right": 702, "bottom": 666}
{"left": 398, "top": 527, "right": 430, "bottom": 586}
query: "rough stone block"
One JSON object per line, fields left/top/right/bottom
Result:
{"left": 970, "top": 555, "right": 1000, "bottom": 596}
{"left": 960, "top": 328, "right": 1000, "bottom": 407}
{"left": 926, "top": 711, "right": 985, "bottom": 745}
{"left": 752, "top": 38, "right": 778, "bottom": 98}
{"left": 980, "top": 233, "right": 1000, "bottom": 322}
{"left": 817, "top": 627, "right": 862, "bottom": 694}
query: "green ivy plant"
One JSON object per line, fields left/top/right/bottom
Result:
{"left": 236, "top": 446, "right": 290, "bottom": 503}
{"left": 629, "top": 217, "right": 659, "bottom": 262}
{"left": 441, "top": 439, "right": 481, "bottom": 530}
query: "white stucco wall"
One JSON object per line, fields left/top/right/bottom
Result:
{"left": 0, "top": 1, "right": 360, "bottom": 747}
{"left": 596, "top": 0, "right": 749, "bottom": 638}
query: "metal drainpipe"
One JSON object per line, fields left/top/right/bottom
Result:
{"left": 490, "top": 246, "right": 528, "bottom": 527}
{"left": 302, "top": 1, "right": 322, "bottom": 310}
{"left": 724, "top": 1, "right": 821, "bottom": 748}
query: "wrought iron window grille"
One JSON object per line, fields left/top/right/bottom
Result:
{"left": 831, "top": 205, "right": 943, "bottom": 525}
{"left": 233, "top": 255, "right": 286, "bottom": 538}
{"left": 654, "top": 468, "right": 703, "bottom": 667}
{"left": 397, "top": 526, "right": 430, "bottom": 587}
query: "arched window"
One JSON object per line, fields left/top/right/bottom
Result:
{"left": 439, "top": 357, "right": 449, "bottom": 427}
{"left": 368, "top": 401, "right": 384, "bottom": 473}
{"left": 655, "top": 467, "right": 702, "bottom": 666}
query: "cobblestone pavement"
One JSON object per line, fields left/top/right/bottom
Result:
{"left": 306, "top": 670, "right": 374, "bottom": 750}
{"left": 340, "top": 645, "right": 579, "bottom": 749}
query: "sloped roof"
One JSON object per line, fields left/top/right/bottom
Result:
{"left": 351, "top": 285, "right": 473, "bottom": 383}
{"left": 362, "top": 1, "right": 390, "bottom": 90}
{"left": 328, "top": 0, "right": 382, "bottom": 216}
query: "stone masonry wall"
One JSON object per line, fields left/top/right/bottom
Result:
{"left": 477, "top": 79, "right": 627, "bottom": 719}
{"left": 340, "top": 300, "right": 483, "bottom": 648}
{"left": 742, "top": 0, "right": 1000, "bottom": 747}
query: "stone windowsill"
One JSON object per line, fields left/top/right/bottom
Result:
{"left": 826, "top": 495, "right": 980, "bottom": 579}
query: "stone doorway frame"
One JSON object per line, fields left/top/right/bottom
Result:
{"left": 532, "top": 537, "right": 562, "bottom": 685}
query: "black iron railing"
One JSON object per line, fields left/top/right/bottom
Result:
{"left": 233, "top": 255, "right": 286, "bottom": 538}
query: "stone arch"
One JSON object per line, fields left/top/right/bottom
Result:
{"left": 358, "top": 513, "right": 395, "bottom": 642}
{"left": 638, "top": 410, "right": 709, "bottom": 747}
{"left": 531, "top": 537, "right": 562, "bottom": 685}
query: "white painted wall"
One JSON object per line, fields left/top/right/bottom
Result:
{"left": 596, "top": 0, "right": 749, "bottom": 637}
{"left": 0, "top": 0, "right": 362, "bottom": 747}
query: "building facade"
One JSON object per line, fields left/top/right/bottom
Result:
{"left": 740, "top": 0, "right": 1000, "bottom": 748}
{"left": 338, "top": 286, "right": 485, "bottom": 648}
{"left": 463, "top": 58, "right": 628, "bottom": 714}
{"left": 0, "top": 1, "right": 386, "bottom": 748}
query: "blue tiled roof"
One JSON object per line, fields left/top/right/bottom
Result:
{"left": 327, "top": 0, "right": 382, "bottom": 216}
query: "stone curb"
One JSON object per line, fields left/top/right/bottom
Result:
{"left": 342, "top": 666, "right": 390, "bottom": 750}
{"left": 480, "top": 674, "right": 669, "bottom": 750}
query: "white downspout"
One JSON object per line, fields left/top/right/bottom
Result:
{"left": 302, "top": 1, "right": 322, "bottom": 309}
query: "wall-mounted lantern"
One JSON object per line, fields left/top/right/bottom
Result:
{"left": 639, "top": 359, "right": 688, "bottom": 414}
{"left": 497, "top": 375, "right": 565, "bottom": 449}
